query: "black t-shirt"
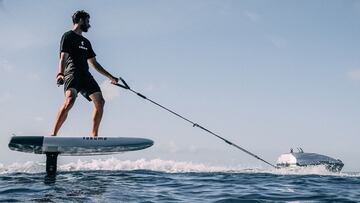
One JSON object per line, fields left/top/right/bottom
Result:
{"left": 60, "top": 30, "right": 96, "bottom": 76}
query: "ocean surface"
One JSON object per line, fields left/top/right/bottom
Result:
{"left": 0, "top": 158, "right": 359, "bottom": 202}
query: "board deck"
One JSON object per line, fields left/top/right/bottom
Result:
{"left": 8, "top": 136, "right": 154, "bottom": 156}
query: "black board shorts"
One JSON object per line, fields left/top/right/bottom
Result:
{"left": 64, "top": 73, "right": 101, "bottom": 101}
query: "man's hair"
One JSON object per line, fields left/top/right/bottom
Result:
{"left": 72, "top": 10, "right": 90, "bottom": 24}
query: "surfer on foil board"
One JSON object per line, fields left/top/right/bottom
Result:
{"left": 51, "top": 10, "right": 119, "bottom": 137}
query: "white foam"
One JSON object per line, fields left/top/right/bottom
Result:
{"left": 0, "top": 158, "right": 358, "bottom": 177}
{"left": 59, "top": 158, "right": 235, "bottom": 173}
{"left": 268, "top": 165, "right": 337, "bottom": 176}
{"left": 0, "top": 161, "right": 44, "bottom": 174}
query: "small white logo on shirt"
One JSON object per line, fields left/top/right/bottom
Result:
{"left": 79, "top": 41, "right": 88, "bottom": 50}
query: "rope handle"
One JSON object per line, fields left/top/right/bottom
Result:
{"left": 114, "top": 77, "right": 130, "bottom": 89}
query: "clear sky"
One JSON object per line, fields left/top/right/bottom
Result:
{"left": 0, "top": 0, "right": 359, "bottom": 171}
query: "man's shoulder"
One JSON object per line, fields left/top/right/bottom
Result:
{"left": 62, "top": 30, "right": 75, "bottom": 39}
{"left": 81, "top": 35, "right": 91, "bottom": 43}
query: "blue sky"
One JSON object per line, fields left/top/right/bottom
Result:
{"left": 0, "top": 0, "right": 359, "bottom": 171}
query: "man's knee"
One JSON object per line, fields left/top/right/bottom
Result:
{"left": 95, "top": 97, "right": 105, "bottom": 109}
{"left": 64, "top": 96, "right": 76, "bottom": 107}
{"left": 92, "top": 93, "right": 105, "bottom": 110}
{"left": 63, "top": 90, "right": 77, "bottom": 110}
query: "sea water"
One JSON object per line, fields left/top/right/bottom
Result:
{"left": 0, "top": 158, "right": 359, "bottom": 202}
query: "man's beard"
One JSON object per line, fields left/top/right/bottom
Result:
{"left": 80, "top": 24, "right": 90, "bottom": 32}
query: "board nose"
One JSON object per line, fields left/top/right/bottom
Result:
{"left": 140, "top": 138, "right": 154, "bottom": 147}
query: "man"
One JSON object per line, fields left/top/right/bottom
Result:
{"left": 51, "top": 10, "right": 119, "bottom": 137}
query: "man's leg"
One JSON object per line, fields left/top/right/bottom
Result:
{"left": 89, "top": 92, "right": 105, "bottom": 137}
{"left": 51, "top": 88, "right": 77, "bottom": 136}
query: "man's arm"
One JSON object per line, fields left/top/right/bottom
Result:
{"left": 88, "top": 57, "right": 119, "bottom": 84}
{"left": 56, "top": 52, "right": 69, "bottom": 85}
{"left": 58, "top": 52, "right": 68, "bottom": 74}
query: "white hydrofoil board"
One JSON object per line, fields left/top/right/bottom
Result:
{"left": 8, "top": 136, "right": 154, "bottom": 156}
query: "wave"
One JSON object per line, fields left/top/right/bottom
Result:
{"left": 0, "top": 158, "right": 358, "bottom": 177}
{"left": 0, "top": 161, "right": 45, "bottom": 174}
